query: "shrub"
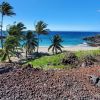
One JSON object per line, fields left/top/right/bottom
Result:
{"left": 62, "top": 52, "right": 79, "bottom": 66}
{"left": 81, "top": 55, "right": 97, "bottom": 67}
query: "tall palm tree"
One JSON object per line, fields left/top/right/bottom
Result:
{"left": 24, "top": 30, "right": 38, "bottom": 58}
{"left": 0, "top": 1, "right": 15, "bottom": 48}
{"left": 1, "top": 36, "right": 20, "bottom": 62}
{"left": 35, "top": 21, "right": 49, "bottom": 53}
{"left": 48, "top": 34, "right": 63, "bottom": 54}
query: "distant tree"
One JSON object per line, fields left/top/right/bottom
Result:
{"left": 1, "top": 36, "right": 20, "bottom": 62}
{"left": 24, "top": 30, "right": 38, "bottom": 58}
{"left": 83, "top": 35, "right": 100, "bottom": 47}
{"left": 48, "top": 34, "right": 63, "bottom": 54}
{"left": 35, "top": 21, "right": 49, "bottom": 53}
{"left": 0, "top": 1, "right": 15, "bottom": 48}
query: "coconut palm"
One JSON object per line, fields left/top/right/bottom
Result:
{"left": 1, "top": 36, "right": 20, "bottom": 62}
{"left": 35, "top": 21, "right": 49, "bottom": 53}
{"left": 0, "top": 1, "right": 15, "bottom": 48}
{"left": 7, "top": 22, "right": 26, "bottom": 41}
{"left": 7, "top": 22, "right": 26, "bottom": 43}
{"left": 24, "top": 30, "right": 38, "bottom": 58}
{"left": 6, "top": 22, "right": 26, "bottom": 56}
{"left": 48, "top": 34, "right": 63, "bottom": 54}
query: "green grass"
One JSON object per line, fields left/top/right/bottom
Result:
{"left": 28, "top": 53, "right": 65, "bottom": 69}
{"left": 75, "top": 49, "right": 100, "bottom": 58}
{"left": 27, "top": 49, "right": 100, "bottom": 70}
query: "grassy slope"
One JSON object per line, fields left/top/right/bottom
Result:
{"left": 28, "top": 53, "right": 65, "bottom": 69}
{"left": 28, "top": 50, "right": 100, "bottom": 69}
{"left": 75, "top": 50, "right": 100, "bottom": 58}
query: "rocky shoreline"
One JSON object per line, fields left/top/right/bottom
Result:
{"left": 0, "top": 64, "right": 100, "bottom": 100}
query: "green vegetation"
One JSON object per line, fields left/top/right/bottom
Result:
{"left": 27, "top": 50, "right": 100, "bottom": 69}
{"left": 75, "top": 49, "right": 100, "bottom": 59}
{"left": 0, "top": 1, "right": 99, "bottom": 66}
{"left": 35, "top": 21, "right": 49, "bottom": 53}
{"left": 0, "top": 22, "right": 26, "bottom": 62}
{"left": 24, "top": 30, "right": 38, "bottom": 58}
{"left": 7, "top": 22, "right": 26, "bottom": 40}
{"left": 28, "top": 53, "right": 65, "bottom": 69}
{"left": 48, "top": 34, "right": 63, "bottom": 54}
{"left": 0, "top": 49, "right": 4, "bottom": 60}
{"left": 1, "top": 36, "right": 20, "bottom": 62}
{"left": 0, "top": 1, "right": 15, "bottom": 48}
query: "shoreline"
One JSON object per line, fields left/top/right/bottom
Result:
{"left": 0, "top": 45, "right": 99, "bottom": 51}
{"left": 38, "top": 45, "right": 100, "bottom": 52}
{"left": 6, "top": 45, "right": 100, "bottom": 62}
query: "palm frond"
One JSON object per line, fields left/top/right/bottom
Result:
{"left": 1, "top": 52, "right": 7, "bottom": 61}
{"left": 56, "top": 46, "right": 63, "bottom": 52}
{"left": 48, "top": 44, "right": 53, "bottom": 51}
{"left": 1, "top": 1, "right": 15, "bottom": 16}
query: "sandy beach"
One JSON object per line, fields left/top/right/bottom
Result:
{"left": 9, "top": 45, "right": 99, "bottom": 62}
{"left": 38, "top": 46, "right": 100, "bottom": 53}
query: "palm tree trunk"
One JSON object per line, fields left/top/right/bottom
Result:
{"left": 37, "top": 34, "right": 39, "bottom": 53}
{"left": 8, "top": 54, "right": 12, "bottom": 63}
{"left": 26, "top": 50, "right": 27, "bottom": 58}
{"left": 55, "top": 48, "right": 57, "bottom": 54}
{"left": 0, "top": 14, "right": 4, "bottom": 49}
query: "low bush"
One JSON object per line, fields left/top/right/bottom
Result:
{"left": 62, "top": 52, "right": 79, "bottom": 66}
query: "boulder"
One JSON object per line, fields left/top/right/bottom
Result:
{"left": 96, "top": 80, "right": 100, "bottom": 87}
{"left": 88, "top": 75, "right": 100, "bottom": 87}
{"left": 0, "top": 67, "right": 13, "bottom": 74}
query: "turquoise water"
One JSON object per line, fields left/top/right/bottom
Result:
{"left": 38, "top": 31, "right": 100, "bottom": 46}
{"left": 0, "top": 31, "right": 100, "bottom": 47}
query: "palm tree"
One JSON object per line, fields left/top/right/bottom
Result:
{"left": 1, "top": 36, "right": 20, "bottom": 62}
{"left": 0, "top": 1, "right": 15, "bottom": 48}
{"left": 7, "top": 22, "right": 26, "bottom": 41}
{"left": 6, "top": 22, "right": 26, "bottom": 56}
{"left": 35, "top": 21, "right": 49, "bottom": 53}
{"left": 48, "top": 34, "right": 63, "bottom": 54}
{"left": 24, "top": 30, "right": 38, "bottom": 58}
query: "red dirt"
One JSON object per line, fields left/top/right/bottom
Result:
{"left": 0, "top": 65, "right": 100, "bottom": 100}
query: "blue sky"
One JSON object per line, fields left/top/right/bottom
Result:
{"left": 1, "top": 0, "right": 100, "bottom": 31}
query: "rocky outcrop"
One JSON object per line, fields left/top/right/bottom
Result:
{"left": 89, "top": 75, "right": 100, "bottom": 87}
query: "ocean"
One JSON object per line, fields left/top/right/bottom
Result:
{"left": 0, "top": 31, "right": 100, "bottom": 47}
{"left": 38, "top": 31, "right": 100, "bottom": 46}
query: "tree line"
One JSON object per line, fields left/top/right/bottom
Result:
{"left": 0, "top": 1, "right": 63, "bottom": 62}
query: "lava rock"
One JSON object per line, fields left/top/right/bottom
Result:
{"left": 62, "top": 52, "right": 79, "bottom": 65}
{"left": 89, "top": 75, "right": 99, "bottom": 85}
{"left": 82, "top": 55, "right": 96, "bottom": 67}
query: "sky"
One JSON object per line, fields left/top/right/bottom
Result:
{"left": 0, "top": 0, "right": 100, "bottom": 31}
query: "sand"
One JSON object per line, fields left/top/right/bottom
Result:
{"left": 38, "top": 46, "right": 100, "bottom": 53}
{"left": 9, "top": 45, "right": 99, "bottom": 62}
